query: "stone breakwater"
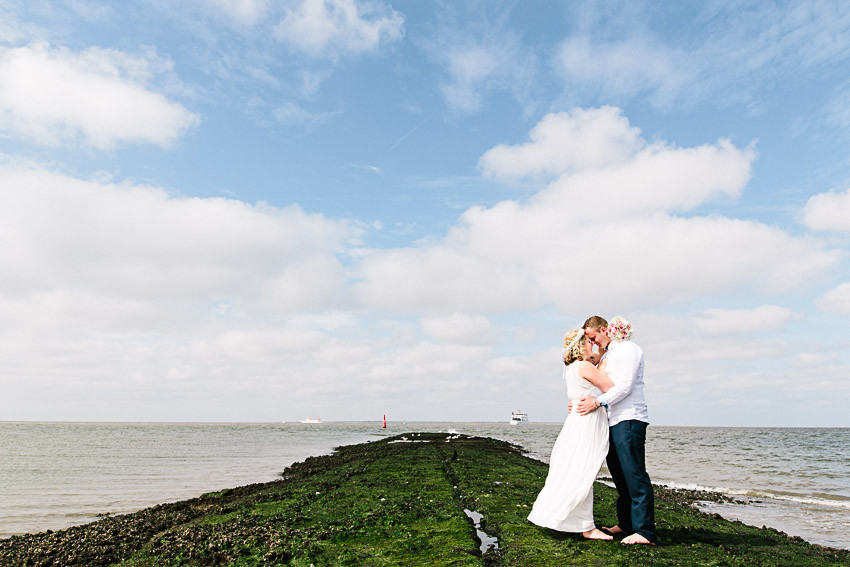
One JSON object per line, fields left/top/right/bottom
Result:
{"left": 2, "top": 433, "right": 849, "bottom": 566}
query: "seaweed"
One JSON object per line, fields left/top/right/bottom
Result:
{"left": 2, "top": 432, "right": 847, "bottom": 566}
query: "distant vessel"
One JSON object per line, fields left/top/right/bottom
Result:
{"left": 300, "top": 417, "right": 322, "bottom": 424}
{"left": 509, "top": 411, "right": 529, "bottom": 425}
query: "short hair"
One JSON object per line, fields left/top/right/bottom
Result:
{"left": 562, "top": 329, "right": 586, "bottom": 365}
{"left": 582, "top": 316, "right": 608, "bottom": 331}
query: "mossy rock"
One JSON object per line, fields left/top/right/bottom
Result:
{"left": 1, "top": 432, "right": 847, "bottom": 566}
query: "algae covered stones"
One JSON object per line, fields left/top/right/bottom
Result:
{"left": 2, "top": 433, "right": 849, "bottom": 566}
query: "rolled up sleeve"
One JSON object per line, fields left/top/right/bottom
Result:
{"left": 596, "top": 342, "right": 640, "bottom": 407}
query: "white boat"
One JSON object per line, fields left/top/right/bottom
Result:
{"left": 300, "top": 417, "right": 322, "bottom": 424}
{"left": 509, "top": 411, "right": 529, "bottom": 425}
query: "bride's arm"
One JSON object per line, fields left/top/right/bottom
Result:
{"left": 577, "top": 361, "right": 614, "bottom": 392}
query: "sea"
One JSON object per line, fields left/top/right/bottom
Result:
{"left": 1, "top": 422, "right": 848, "bottom": 550}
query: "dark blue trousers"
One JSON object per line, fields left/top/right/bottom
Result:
{"left": 607, "top": 419, "right": 656, "bottom": 543}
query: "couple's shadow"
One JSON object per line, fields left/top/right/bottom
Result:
{"left": 658, "top": 525, "right": 785, "bottom": 548}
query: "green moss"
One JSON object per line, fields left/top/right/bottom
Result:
{"left": 2, "top": 433, "right": 848, "bottom": 566}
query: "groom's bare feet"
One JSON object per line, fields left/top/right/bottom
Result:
{"left": 582, "top": 528, "right": 613, "bottom": 540}
{"left": 621, "top": 533, "right": 655, "bottom": 545}
{"left": 601, "top": 525, "right": 625, "bottom": 535}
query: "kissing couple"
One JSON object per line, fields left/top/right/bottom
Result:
{"left": 527, "top": 315, "right": 657, "bottom": 545}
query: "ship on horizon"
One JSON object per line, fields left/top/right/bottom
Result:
{"left": 509, "top": 411, "right": 529, "bottom": 425}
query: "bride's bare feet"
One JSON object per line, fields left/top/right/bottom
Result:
{"left": 621, "top": 533, "right": 655, "bottom": 545}
{"left": 582, "top": 528, "right": 613, "bottom": 540}
{"left": 601, "top": 525, "right": 624, "bottom": 535}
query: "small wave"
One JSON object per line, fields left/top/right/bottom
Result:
{"left": 659, "top": 481, "right": 850, "bottom": 510}
{"left": 740, "top": 491, "right": 850, "bottom": 510}
{"left": 660, "top": 480, "right": 734, "bottom": 493}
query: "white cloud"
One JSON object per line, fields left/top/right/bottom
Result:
{"left": 440, "top": 45, "right": 500, "bottom": 113}
{"left": 756, "top": 2, "right": 850, "bottom": 68}
{"left": 483, "top": 108, "right": 755, "bottom": 217}
{"left": 817, "top": 282, "right": 850, "bottom": 315}
{"left": 420, "top": 313, "right": 496, "bottom": 345}
{"left": 353, "top": 239, "right": 544, "bottom": 314}
{"left": 354, "top": 212, "right": 837, "bottom": 315}
{"left": 434, "top": 27, "right": 535, "bottom": 114}
{"left": 354, "top": 108, "right": 833, "bottom": 315}
{"left": 690, "top": 305, "right": 793, "bottom": 336}
{"left": 482, "top": 349, "right": 556, "bottom": 395}
{"left": 274, "top": 101, "right": 340, "bottom": 128}
{"left": 512, "top": 325, "right": 539, "bottom": 345}
{"left": 802, "top": 188, "right": 850, "bottom": 232}
{"left": 0, "top": 154, "right": 841, "bottom": 424}
{"left": 0, "top": 3, "right": 43, "bottom": 44}
{"left": 541, "top": 138, "right": 754, "bottom": 217}
{"left": 64, "top": 1, "right": 116, "bottom": 23}
{"left": 0, "top": 43, "right": 199, "bottom": 149}
{"left": 205, "top": 0, "right": 271, "bottom": 26}
{"left": 557, "top": 35, "right": 689, "bottom": 106}
{"left": 0, "top": 161, "right": 383, "bottom": 421}
{"left": 555, "top": 3, "right": 850, "bottom": 108}
{"left": 626, "top": 309, "right": 850, "bottom": 426}
{"left": 792, "top": 351, "right": 838, "bottom": 367}
{"left": 298, "top": 69, "right": 332, "bottom": 96}
{"left": 822, "top": 81, "right": 850, "bottom": 133}
{"left": 0, "top": 308, "right": 452, "bottom": 421}
{"left": 0, "top": 161, "right": 352, "bottom": 318}
{"left": 479, "top": 107, "right": 643, "bottom": 180}
{"left": 274, "top": 0, "right": 404, "bottom": 60}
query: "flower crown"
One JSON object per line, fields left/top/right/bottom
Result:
{"left": 607, "top": 316, "right": 633, "bottom": 342}
{"left": 563, "top": 328, "right": 584, "bottom": 359}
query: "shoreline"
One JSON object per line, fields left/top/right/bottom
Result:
{"left": 2, "top": 433, "right": 849, "bottom": 565}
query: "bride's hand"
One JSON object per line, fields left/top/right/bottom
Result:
{"left": 598, "top": 359, "right": 607, "bottom": 371}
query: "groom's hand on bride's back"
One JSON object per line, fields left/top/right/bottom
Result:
{"left": 575, "top": 397, "right": 599, "bottom": 415}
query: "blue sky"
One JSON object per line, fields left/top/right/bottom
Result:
{"left": 1, "top": 0, "right": 849, "bottom": 426}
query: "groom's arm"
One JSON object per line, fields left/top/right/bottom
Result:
{"left": 595, "top": 343, "right": 641, "bottom": 408}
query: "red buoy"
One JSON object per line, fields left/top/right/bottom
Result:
{"left": 382, "top": 414, "right": 387, "bottom": 428}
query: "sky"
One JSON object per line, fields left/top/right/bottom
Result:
{"left": 1, "top": 0, "right": 850, "bottom": 426}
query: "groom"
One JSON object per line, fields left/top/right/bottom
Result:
{"left": 576, "top": 315, "right": 657, "bottom": 545}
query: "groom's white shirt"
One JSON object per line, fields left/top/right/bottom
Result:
{"left": 596, "top": 340, "right": 649, "bottom": 427}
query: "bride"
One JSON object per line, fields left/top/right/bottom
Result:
{"left": 527, "top": 329, "right": 614, "bottom": 540}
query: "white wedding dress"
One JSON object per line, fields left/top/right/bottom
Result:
{"left": 527, "top": 361, "right": 609, "bottom": 532}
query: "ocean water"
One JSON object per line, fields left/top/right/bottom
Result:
{"left": 1, "top": 422, "right": 848, "bottom": 550}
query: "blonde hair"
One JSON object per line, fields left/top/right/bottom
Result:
{"left": 582, "top": 315, "right": 608, "bottom": 332}
{"left": 562, "top": 329, "right": 586, "bottom": 365}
